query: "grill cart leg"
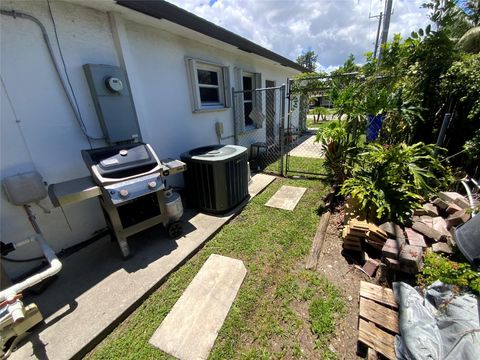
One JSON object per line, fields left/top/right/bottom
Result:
{"left": 116, "top": 236, "right": 130, "bottom": 259}
{"left": 100, "top": 197, "right": 131, "bottom": 258}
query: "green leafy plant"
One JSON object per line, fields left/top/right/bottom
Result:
{"left": 463, "top": 129, "right": 480, "bottom": 159}
{"left": 440, "top": 53, "right": 480, "bottom": 122}
{"left": 315, "top": 120, "right": 351, "bottom": 183}
{"left": 418, "top": 250, "right": 480, "bottom": 294}
{"left": 340, "top": 142, "right": 445, "bottom": 223}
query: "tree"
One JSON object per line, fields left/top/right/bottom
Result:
{"left": 458, "top": 26, "right": 480, "bottom": 53}
{"left": 296, "top": 50, "right": 317, "bottom": 71}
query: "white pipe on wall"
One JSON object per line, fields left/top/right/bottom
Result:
{"left": 0, "top": 234, "right": 62, "bottom": 302}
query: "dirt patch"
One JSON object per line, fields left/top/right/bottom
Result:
{"left": 316, "top": 205, "right": 375, "bottom": 360}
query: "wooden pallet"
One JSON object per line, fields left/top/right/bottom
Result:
{"left": 343, "top": 220, "right": 388, "bottom": 252}
{"left": 358, "top": 281, "right": 399, "bottom": 360}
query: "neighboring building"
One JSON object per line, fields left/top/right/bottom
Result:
{"left": 0, "top": 0, "right": 305, "bottom": 277}
{"left": 310, "top": 91, "right": 333, "bottom": 108}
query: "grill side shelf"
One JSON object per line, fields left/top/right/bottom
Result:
{"left": 48, "top": 176, "right": 101, "bottom": 207}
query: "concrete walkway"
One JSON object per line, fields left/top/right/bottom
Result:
{"left": 288, "top": 133, "right": 324, "bottom": 158}
{"left": 265, "top": 185, "right": 307, "bottom": 211}
{"left": 149, "top": 254, "right": 246, "bottom": 360}
{"left": 10, "top": 174, "right": 275, "bottom": 360}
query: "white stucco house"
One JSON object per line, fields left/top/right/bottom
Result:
{"left": 0, "top": 0, "right": 305, "bottom": 278}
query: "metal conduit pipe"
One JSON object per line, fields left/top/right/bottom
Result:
{"left": 0, "top": 9, "right": 101, "bottom": 140}
{"left": 0, "top": 234, "right": 62, "bottom": 303}
{"left": 460, "top": 179, "right": 477, "bottom": 217}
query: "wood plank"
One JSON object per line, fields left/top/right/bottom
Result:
{"left": 358, "top": 319, "right": 396, "bottom": 360}
{"left": 343, "top": 240, "right": 362, "bottom": 246}
{"left": 343, "top": 243, "right": 362, "bottom": 249}
{"left": 367, "top": 223, "right": 388, "bottom": 236}
{"left": 367, "top": 348, "right": 379, "bottom": 360}
{"left": 343, "top": 245, "right": 362, "bottom": 252}
{"left": 306, "top": 211, "right": 331, "bottom": 270}
{"left": 348, "top": 228, "right": 368, "bottom": 236}
{"left": 359, "top": 281, "right": 398, "bottom": 309}
{"left": 345, "top": 235, "right": 360, "bottom": 241}
{"left": 359, "top": 298, "right": 399, "bottom": 334}
{"left": 350, "top": 219, "right": 370, "bottom": 229}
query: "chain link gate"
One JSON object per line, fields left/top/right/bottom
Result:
{"left": 284, "top": 78, "right": 328, "bottom": 178}
{"left": 232, "top": 85, "right": 287, "bottom": 176}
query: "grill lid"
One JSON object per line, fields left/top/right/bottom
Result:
{"left": 98, "top": 145, "right": 150, "bottom": 170}
{"left": 82, "top": 143, "right": 161, "bottom": 184}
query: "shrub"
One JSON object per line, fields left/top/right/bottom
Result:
{"left": 315, "top": 120, "right": 351, "bottom": 183}
{"left": 340, "top": 142, "right": 445, "bottom": 224}
{"left": 418, "top": 250, "right": 480, "bottom": 294}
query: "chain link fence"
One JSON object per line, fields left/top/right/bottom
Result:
{"left": 285, "top": 79, "right": 327, "bottom": 177}
{"left": 231, "top": 78, "right": 339, "bottom": 178}
{"left": 233, "top": 85, "right": 286, "bottom": 175}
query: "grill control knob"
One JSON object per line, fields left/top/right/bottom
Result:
{"left": 119, "top": 149, "right": 128, "bottom": 156}
{"left": 119, "top": 189, "right": 129, "bottom": 198}
{"left": 148, "top": 181, "right": 157, "bottom": 190}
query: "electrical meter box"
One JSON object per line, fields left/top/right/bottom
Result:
{"left": 83, "top": 64, "right": 141, "bottom": 144}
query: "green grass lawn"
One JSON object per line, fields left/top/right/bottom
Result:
{"left": 286, "top": 156, "right": 326, "bottom": 177}
{"left": 86, "top": 178, "right": 344, "bottom": 359}
{"left": 306, "top": 118, "right": 330, "bottom": 129}
{"left": 263, "top": 156, "right": 326, "bottom": 177}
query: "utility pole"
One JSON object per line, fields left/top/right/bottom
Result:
{"left": 378, "top": 0, "right": 393, "bottom": 60}
{"left": 371, "top": 12, "right": 383, "bottom": 59}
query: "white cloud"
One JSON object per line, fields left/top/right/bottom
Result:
{"left": 168, "top": 0, "right": 430, "bottom": 69}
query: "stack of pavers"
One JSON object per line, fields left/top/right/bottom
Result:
{"left": 380, "top": 222, "right": 425, "bottom": 274}
{"left": 343, "top": 191, "right": 474, "bottom": 275}
{"left": 342, "top": 219, "right": 388, "bottom": 252}
{"left": 380, "top": 191, "right": 473, "bottom": 274}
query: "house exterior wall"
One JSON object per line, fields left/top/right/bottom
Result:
{"left": 0, "top": 0, "right": 299, "bottom": 277}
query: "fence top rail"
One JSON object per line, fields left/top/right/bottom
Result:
{"left": 233, "top": 85, "right": 285, "bottom": 94}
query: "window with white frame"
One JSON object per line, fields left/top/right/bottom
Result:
{"left": 235, "top": 68, "right": 263, "bottom": 131}
{"left": 186, "top": 58, "right": 230, "bottom": 112}
{"left": 242, "top": 72, "right": 254, "bottom": 127}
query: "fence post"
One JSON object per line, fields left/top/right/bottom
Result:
{"left": 232, "top": 87, "right": 238, "bottom": 145}
{"left": 279, "top": 84, "right": 287, "bottom": 176}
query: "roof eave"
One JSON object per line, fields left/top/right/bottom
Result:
{"left": 115, "top": 0, "right": 308, "bottom": 73}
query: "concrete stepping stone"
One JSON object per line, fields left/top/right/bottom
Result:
{"left": 149, "top": 254, "right": 247, "bottom": 360}
{"left": 265, "top": 185, "right": 307, "bottom": 211}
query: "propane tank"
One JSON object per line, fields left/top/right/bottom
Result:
{"left": 164, "top": 187, "right": 183, "bottom": 222}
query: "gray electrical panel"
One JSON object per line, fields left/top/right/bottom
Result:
{"left": 83, "top": 64, "right": 141, "bottom": 144}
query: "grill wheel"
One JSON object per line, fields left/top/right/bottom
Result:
{"left": 167, "top": 222, "right": 183, "bottom": 238}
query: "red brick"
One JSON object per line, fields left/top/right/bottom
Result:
{"left": 432, "top": 217, "right": 451, "bottom": 240}
{"left": 385, "top": 257, "right": 401, "bottom": 271}
{"left": 382, "top": 239, "right": 401, "bottom": 259}
{"left": 423, "top": 203, "right": 439, "bottom": 217}
{"left": 405, "top": 228, "right": 427, "bottom": 248}
{"left": 412, "top": 221, "right": 447, "bottom": 242}
{"left": 363, "top": 259, "right": 380, "bottom": 277}
{"left": 432, "top": 197, "right": 449, "bottom": 210}
{"left": 438, "top": 192, "right": 467, "bottom": 204}
{"left": 413, "top": 207, "right": 428, "bottom": 216}
{"left": 453, "top": 197, "right": 470, "bottom": 209}
{"left": 432, "top": 242, "right": 453, "bottom": 255}
{"left": 446, "top": 203, "right": 462, "bottom": 214}
{"left": 399, "top": 244, "right": 423, "bottom": 274}
{"left": 446, "top": 209, "right": 471, "bottom": 228}
{"left": 379, "top": 222, "right": 405, "bottom": 240}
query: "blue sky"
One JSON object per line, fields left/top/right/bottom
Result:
{"left": 170, "top": 0, "right": 431, "bottom": 71}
